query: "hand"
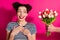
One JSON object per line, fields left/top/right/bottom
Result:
{"left": 48, "top": 24, "right": 56, "bottom": 32}
{"left": 11, "top": 26, "right": 24, "bottom": 36}
{"left": 23, "top": 29, "right": 31, "bottom": 37}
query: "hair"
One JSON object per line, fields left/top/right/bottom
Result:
{"left": 12, "top": 2, "right": 32, "bottom": 13}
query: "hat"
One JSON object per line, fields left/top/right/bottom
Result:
{"left": 12, "top": 2, "right": 32, "bottom": 13}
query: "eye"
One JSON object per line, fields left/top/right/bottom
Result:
{"left": 18, "top": 10, "right": 22, "bottom": 13}
{"left": 23, "top": 10, "right": 27, "bottom": 13}
{"left": 24, "top": 11, "right": 27, "bottom": 13}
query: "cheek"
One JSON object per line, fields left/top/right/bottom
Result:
{"left": 17, "top": 12, "right": 21, "bottom": 16}
{"left": 24, "top": 14, "right": 28, "bottom": 17}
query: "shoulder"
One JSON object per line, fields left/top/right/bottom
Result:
{"left": 27, "top": 22, "right": 36, "bottom": 27}
{"left": 26, "top": 22, "right": 36, "bottom": 30}
{"left": 7, "top": 22, "right": 17, "bottom": 26}
{"left": 27, "top": 22, "right": 36, "bottom": 34}
{"left": 7, "top": 22, "right": 18, "bottom": 28}
{"left": 6, "top": 22, "right": 18, "bottom": 32}
{"left": 8, "top": 22, "right": 17, "bottom": 25}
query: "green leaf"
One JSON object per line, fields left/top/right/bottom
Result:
{"left": 42, "top": 17, "right": 55, "bottom": 25}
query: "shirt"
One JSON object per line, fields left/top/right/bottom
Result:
{"left": 6, "top": 22, "right": 36, "bottom": 40}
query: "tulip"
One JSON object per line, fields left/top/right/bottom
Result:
{"left": 54, "top": 11, "right": 58, "bottom": 16}
{"left": 44, "top": 12, "right": 48, "bottom": 17}
{"left": 50, "top": 9, "right": 53, "bottom": 13}
{"left": 43, "top": 15, "right": 45, "bottom": 18}
{"left": 55, "top": 13, "right": 58, "bottom": 16}
{"left": 51, "top": 15, "right": 54, "bottom": 18}
{"left": 48, "top": 15, "right": 51, "bottom": 18}
{"left": 38, "top": 15, "right": 42, "bottom": 18}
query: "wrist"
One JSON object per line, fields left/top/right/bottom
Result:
{"left": 27, "top": 34, "right": 32, "bottom": 40}
{"left": 9, "top": 34, "right": 14, "bottom": 40}
{"left": 53, "top": 27, "right": 56, "bottom": 32}
{"left": 11, "top": 34, "right": 15, "bottom": 37}
{"left": 54, "top": 27, "right": 57, "bottom": 32}
{"left": 54, "top": 27, "right": 60, "bottom": 32}
{"left": 27, "top": 34, "right": 31, "bottom": 37}
{"left": 10, "top": 33, "right": 15, "bottom": 37}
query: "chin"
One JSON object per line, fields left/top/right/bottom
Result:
{"left": 19, "top": 19, "right": 23, "bottom": 20}
{"left": 19, "top": 18, "right": 25, "bottom": 21}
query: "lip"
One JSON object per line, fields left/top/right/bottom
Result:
{"left": 19, "top": 16, "right": 24, "bottom": 19}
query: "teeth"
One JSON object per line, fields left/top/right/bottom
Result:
{"left": 19, "top": 16, "right": 24, "bottom": 19}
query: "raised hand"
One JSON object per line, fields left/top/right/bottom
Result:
{"left": 23, "top": 28, "right": 31, "bottom": 37}
{"left": 11, "top": 26, "right": 24, "bottom": 36}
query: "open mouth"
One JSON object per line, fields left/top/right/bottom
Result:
{"left": 19, "top": 16, "right": 25, "bottom": 19}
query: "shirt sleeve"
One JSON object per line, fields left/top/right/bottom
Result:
{"left": 29, "top": 23, "right": 36, "bottom": 35}
{"left": 6, "top": 22, "right": 14, "bottom": 32}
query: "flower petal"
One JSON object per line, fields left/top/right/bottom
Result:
{"left": 38, "top": 16, "right": 42, "bottom": 18}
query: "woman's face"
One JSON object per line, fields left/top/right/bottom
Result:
{"left": 17, "top": 6, "right": 28, "bottom": 21}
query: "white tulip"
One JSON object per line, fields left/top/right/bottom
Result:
{"left": 54, "top": 11, "right": 58, "bottom": 16}
{"left": 50, "top": 9, "right": 53, "bottom": 13}
{"left": 49, "top": 13, "right": 52, "bottom": 15}
{"left": 51, "top": 15, "right": 54, "bottom": 18}
{"left": 44, "top": 12, "right": 48, "bottom": 16}
{"left": 43, "top": 15, "right": 45, "bottom": 18}
{"left": 48, "top": 15, "right": 51, "bottom": 18}
{"left": 44, "top": 12, "right": 46, "bottom": 14}
{"left": 38, "top": 15, "right": 42, "bottom": 18}
{"left": 54, "top": 11, "right": 57, "bottom": 13}
{"left": 55, "top": 13, "right": 58, "bottom": 16}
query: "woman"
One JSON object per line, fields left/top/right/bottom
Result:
{"left": 6, "top": 2, "right": 36, "bottom": 40}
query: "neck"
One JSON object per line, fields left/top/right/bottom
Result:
{"left": 17, "top": 19, "right": 26, "bottom": 23}
{"left": 17, "top": 20, "right": 27, "bottom": 26}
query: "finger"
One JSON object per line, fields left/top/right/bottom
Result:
{"left": 13, "top": 26, "right": 16, "bottom": 29}
{"left": 11, "top": 26, "right": 16, "bottom": 32}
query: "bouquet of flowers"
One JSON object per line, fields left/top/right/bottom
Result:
{"left": 38, "top": 9, "right": 58, "bottom": 36}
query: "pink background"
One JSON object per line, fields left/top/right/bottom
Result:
{"left": 0, "top": 0, "right": 60, "bottom": 40}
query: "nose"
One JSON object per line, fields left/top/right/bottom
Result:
{"left": 20, "top": 12, "right": 23, "bottom": 16}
